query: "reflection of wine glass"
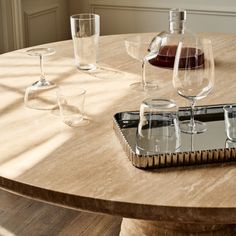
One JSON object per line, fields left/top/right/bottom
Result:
{"left": 173, "top": 39, "right": 215, "bottom": 134}
{"left": 125, "top": 35, "right": 159, "bottom": 91}
{"left": 24, "top": 48, "right": 58, "bottom": 110}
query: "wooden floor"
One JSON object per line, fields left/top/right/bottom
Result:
{"left": 0, "top": 189, "right": 122, "bottom": 236}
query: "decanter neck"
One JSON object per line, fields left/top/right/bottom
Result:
{"left": 169, "top": 21, "right": 186, "bottom": 34}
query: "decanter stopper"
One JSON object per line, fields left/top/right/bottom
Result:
{"left": 169, "top": 8, "right": 187, "bottom": 34}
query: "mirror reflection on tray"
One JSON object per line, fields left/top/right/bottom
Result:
{"left": 113, "top": 104, "right": 236, "bottom": 169}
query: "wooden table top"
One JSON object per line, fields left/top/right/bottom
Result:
{"left": 1, "top": 32, "right": 236, "bottom": 224}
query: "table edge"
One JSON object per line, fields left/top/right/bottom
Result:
{"left": 1, "top": 176, "right": 236, "bottom": 223}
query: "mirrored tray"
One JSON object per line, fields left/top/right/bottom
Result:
{"left": 113, "top": 104, "right": 236, "bottom": 169}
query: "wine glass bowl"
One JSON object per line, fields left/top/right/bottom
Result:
{"left": 24, "top": 47, "right": 58, "bottom": 110}
{"left": 172, "top": 39, "right": 215, "bottom": 134}
{"left": 124, "top": 35, "right": 159, "bottom": 90}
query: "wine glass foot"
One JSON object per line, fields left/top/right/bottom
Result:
{"left": 130, "top": 82, "right": 158, "bottom": 92}
{"left": 180, "top": 120, "right": 207, "bottom": 134}
{"left": 27, "top": 47, "right": 56, "bottom": 57}
{"left": 24, "top": 84, "right": 58, "bottom": 110}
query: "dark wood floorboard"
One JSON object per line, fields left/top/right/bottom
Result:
{"left": 0, "top": 189, "right": 122, "bottom": 236}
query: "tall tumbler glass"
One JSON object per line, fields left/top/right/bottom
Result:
{"left": 70, "top": 13, "right": 100, "bottom": 71}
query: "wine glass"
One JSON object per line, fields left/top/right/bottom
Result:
{"left": 125, "top": 34, "right": 159, "bottom": 91}
{"left": 24, "top": 48, "right": 58, "bottom": 110}
{"left": 172, "top": 39, "right": 215, "bottom": 134}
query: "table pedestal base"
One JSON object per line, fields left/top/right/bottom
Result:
{"left": 119, "top": 218, "right": 234, "bottom": 236}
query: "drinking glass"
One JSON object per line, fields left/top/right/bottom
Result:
{"left": 223, "top": 105, "right": 236, "bottom": 142}
{"left": 136, "top": 98, "right": 181, "bottom": 155}
{"left": 70, "top": 13, "right": 100, "bottom": 71}
{"left": 57, "top": 88, "right": 89, "bottom": 127}
{"left": 172, "top": 39, "right": 215, "bottom": 134}
{"left": 125, "top": 35, "right": 159, "bottom": 91}
{"left": 24, "top": 48, "right": 58, "bottom": 110}
{"left": 225, "top": 139, "right": 236, "bottom": 148}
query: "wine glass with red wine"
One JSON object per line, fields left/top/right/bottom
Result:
{"left": 172, "top": 39, "right": 215, "bottom": 134}
{"left": 125, "top": 34, "right": 159, "bottom": 91}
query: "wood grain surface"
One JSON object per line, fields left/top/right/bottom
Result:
{"left": 0, "top": 188, "right": 121, "bottom": 235}
{"left": 0, "top": 33, "right": 236, "bottom": 224}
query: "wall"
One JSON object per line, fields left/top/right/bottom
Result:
{"left": 0, "top": 0, "right": 235, "bottom": 53}
{"left": 68, "top": 0, "right": 90, "bottom": 15}
{"left": 21, "top": 0, "right": 70, "bottom": 47}
{"left": 75, "top": 0, "right": 236, "bottom": 35}
{"left": 0, "top": 0, "right": 15, "bottom": 53}
{"left": 0, "top": 0, "right": 71, "bottom": 53}
{"left": 0, "top": 4, "right": 3, "bottom": 53}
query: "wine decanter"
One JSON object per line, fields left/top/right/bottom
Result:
{"left": 148, "top": 8, "right": 202, "bottom": 69}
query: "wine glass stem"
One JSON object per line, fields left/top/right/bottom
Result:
{"left": 190, "top": 133, "right": 194, "bottom": 151}
{"left": 39, "top": 55, "right": 46, "bottom": 82}
{"left": 141, "top": 60, "right": 146, "bottom": 88}
{"left": 190, "top": 99, "right": 196, "bottom": 131}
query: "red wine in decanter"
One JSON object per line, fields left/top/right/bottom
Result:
{"left": 149, "top": 45, "right": 204, "bottom": 69}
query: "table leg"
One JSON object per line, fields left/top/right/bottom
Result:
{"left": 119, "top": 218, "right": 234, "bottom": 236}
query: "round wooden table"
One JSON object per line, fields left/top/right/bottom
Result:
{"left": 1, "top": 33, "right": 236, "bottom": 235}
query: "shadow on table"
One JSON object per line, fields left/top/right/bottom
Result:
{"left": 86, "top": 66, "right": 125, "bottom": 80}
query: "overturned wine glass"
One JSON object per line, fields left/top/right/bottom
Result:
{"left": 24, "top": 48, "right": 59, "bottom": 110}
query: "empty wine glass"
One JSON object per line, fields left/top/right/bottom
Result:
{"left": 125, "top": 34, "right": 159, "bottom": 91}
{"left": 24, "top": 48, "right": 58, "bottom": 110}
{"left": 173, "top": 38, "right": 215, "bottom": 134}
